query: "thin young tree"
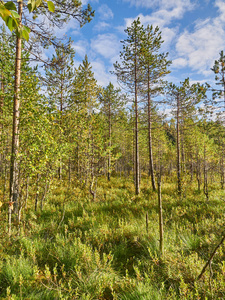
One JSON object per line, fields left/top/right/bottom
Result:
{"left": 166, "top": 79, "right": 207, "bottom": 195}
{"left": 99, "top": 82, "right": 126, "bottom": 181}
{"left": 140, "top": 24, "right": 171, "bottom": 191}
{"left": 4, "top": 0, "right": 94, "bottom": 235}
{"left": 114, "top": 18, "right": 144, "bottom": 195}
{"left": 44, "top": 41, "right": 75, "bottom": 180}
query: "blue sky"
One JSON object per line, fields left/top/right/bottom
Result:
{"left": 55, "top": 0, "right": 225, "bottom": 89}
{"left": 1, "top": 0, "right": 224, "bottom": 89}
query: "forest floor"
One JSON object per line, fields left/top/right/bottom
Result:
{"left": 0, "top": 175, "right": 225, "bottom": 299}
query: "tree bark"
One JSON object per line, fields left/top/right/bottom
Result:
{"left": 158, "top": 175, "right": 164, "bottom": 257}
{"left": 220, "top": 144, "right": 224, "bottom": 189}
{"left": 176, "top": 95, "right": 181, "bottom": 195}
{"left": 0, "top": 72, "right": 4, "bottom": 174}
{"left": 58, "top": 77, "right": 64, "bottom": 180}
{"left": 203, "top": 144, "right": 209, "bottom": 200}
{"left": 9, "top": 0, "right": 23, "bottom": 235}
{"left": 147, "top": 67, "right": 156, "bottom": 191}
{"left": 108, "top": 96, "right": 111, "bottom": 181}
{"left": 134, "top": 37, "right": 140, "bottom": 195}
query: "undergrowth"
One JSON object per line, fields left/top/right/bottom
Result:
{"left": 0, "top": 176, "right": 225, "bottom": 299}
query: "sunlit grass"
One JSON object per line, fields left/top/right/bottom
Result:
{"left": 0, "top": 175, "right": 225, "bottom": 298}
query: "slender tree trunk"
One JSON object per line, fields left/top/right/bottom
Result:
{"left": 176, "top": 95, "right": 181, "bottom": 195}
{"left": 3, "top": 160, "right": 7, "bottom": 202}
{"left": 134, "top": 40, "right": 140, "bottom": 195}
{"left": 181, "top": 129, "right": 185, "bottom": 173}
{"left": 25, "top": 176, "right": 29, "bottom": 209}
{"left": 108, "top": 97, "right": 111, "bottom": 181}
{"left": 220, "top": 144, "right": 224, "bottom": 189}
{"left": 35, "top": 174, "right": 40, "bottom": 211}
{"left": 190, "top": 151, "right": 193, "bottom": 182}
{"left": 41, "top": 178, "right": 49, "bottom": 210}
{"left": 147, "top": 67, "right": 156, "bottom": 191}
{"left": 196, "top": 149, "right": 201, "bottom": 192}
{"left": 9, "top": 1, "right": 23, "bottom": 235}
{"left": 0, "top": 72, "right": 4, "bottom": 174}
{"left": 203, "top": 144, "right": 209, "bottom": 200}
{"left": 68, "top": 158, "right": 71, "bottom": 184}
{"left": 197, "top": 232, "right": 225, "bottom": 281}
{"left": 58, "top": 78, "right": 63, "bottom": 180}
{"left": 158, "top": 176, "right": 164, "bottom": 257}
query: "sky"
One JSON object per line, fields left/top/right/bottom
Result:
{"left": 1, "top": 0, "right": 225, "bottom": 89}
{"left": 54, "top": 0, "right": 225, "bottom": 89}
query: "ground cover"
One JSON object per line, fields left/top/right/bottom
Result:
{"left": 0, "top": 176, "right": 225, "bottom": 299}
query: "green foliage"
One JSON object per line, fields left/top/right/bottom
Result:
{"left": 0, "top": 176, "right": 225, "bottom": 298}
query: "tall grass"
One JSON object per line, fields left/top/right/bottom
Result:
{"left": 0, "top": 176, "right": 225, "bottom": 299}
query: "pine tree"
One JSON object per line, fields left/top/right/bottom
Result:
{"left": 140, "top": 24, "right": 171, "bottom": 191}
{"left": 166, "top": 79, "right": 207, "bottom": 195}
{"left": 114, "top": 18, "right": 144, "bottom": 195}
{"left": 99, "top": 82, "right": 126, "bottom": 181}
{"left": 44, "top": 41, "right": 75, "bottom": 179}
{"left": 70, "top": 55, "right": 100, "bottom": 187}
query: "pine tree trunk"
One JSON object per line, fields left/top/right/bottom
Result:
{"left": 147, "top": 68, "right": 156, "bottom": 191}
{"left": 108, "top": 97, "right": 111, "bottom": 181}
{"left": 220, "top": 144, "right": 224, "bottom": 189}
{"left": 58, "top": 78, "right": 64, "bottom": 180}
{"left": 181, "top": 129, "right": 185, "bottom": 173}
{"left": 157, "top": 175, "right": 164, "bottom": 257}
{"left": 9, "top": 0, "right": 23, "bottom": 235}
{"left": 134, "top": 40, "right": 140, "bottom": 195}
{"left": 176, "top": 95, "right": 181, "bottom": 195}
{"left": 196, "top": 149, "right": 201, "bottom": 192}
{"left": 203, "top": 145, "right": 209, "bottom": 200}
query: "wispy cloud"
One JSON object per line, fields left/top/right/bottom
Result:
{"left": 72, "top": 39, "right": 89, "bottom": 58}
{"left": 93, "top": 21, "right": 111, "bottom": 32}
{"left": 175, "top": 0, "right": 225, "bottom": 77}
{"left": 81, "top": 0, "right": 99, "bottom": 5}
{"left": 90, "top": 33, "right": 120, "bottom": 63}
{"left": 97, "top": 4, "right": 114, "bottom": 20}
{"left": 91, "top": 59, "right": 117, "bottom": 86}
{"left": 122, "top": 0, "right": 196, "bottom": 12}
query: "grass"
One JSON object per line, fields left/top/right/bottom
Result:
{"left": 0, "top": 175, "right": 225, "bottom": 299}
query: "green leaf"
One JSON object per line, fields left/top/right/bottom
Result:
{"left": 0, "top": 5, "right": 11, "bottom": 18}
{"left": 35, "top": 0, "right": 42, "bottom": 7}
{"left": 22, "top": 28, "right": 29, "bottom": 41}
{"left": 27, "top": 0, "right": 36, "bottom": 12}
{"left": 7, "top": 16, "right": 14, "bottom": 32}
{"left": 4, "top": 1, "right": 17, "bottom": 11}
{"left": 27, "top": 3, "right": 32, "bottom": 13}
{"left": 11, "top": 11, "right": 20, "bottom": 19}
{"left": 23, "top": 25, "right": 31, "bottom": 33}
{"left": 47, "top": 1, "right": 55, "bottom": 12}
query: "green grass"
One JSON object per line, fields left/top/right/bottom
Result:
{"left": 0, "top": 176, "right": 225, "bottom": 299}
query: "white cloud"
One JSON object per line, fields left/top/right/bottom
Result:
{"left": 93, "top": 21, "right": 111, "bottom": 32}
{"left": 122, "top": 0, "right": 196, "bottom": 11}
{"left": 122, "top": 0, "right": 192, "bottom": 52}
{"left": 124, "top": 3, "right": 194, "bottom": 30}
{"left": 215, "top": 0, "right": 225, "bottom": 22}
{"left": 72, "top": 40, "right": 89, "bottom": 58}
{"left": 90, "top": 33, "right": 120, "bottom": 63}
{"left": 91, "top": 59, "right": 117, "bottom": 86}
{"left": 97, "top": 4, "right": 114, "bottom": 20}
{"left": 172, "top": 58, "right": 188, "bottom": 68}
{"left": 81, "top": 0, "right": 98, "bottom": 5}
{"left": 175, "top": 1, "right": 225, "bottom": 76}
